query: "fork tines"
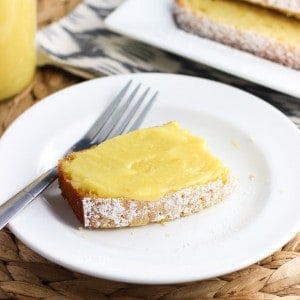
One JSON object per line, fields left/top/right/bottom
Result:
{"left": 93, "top": 80, "right": 158, "bottom": 145}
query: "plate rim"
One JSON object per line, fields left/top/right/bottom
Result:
{"left": 1, "top": 72, "right": 300, "bottom": 284}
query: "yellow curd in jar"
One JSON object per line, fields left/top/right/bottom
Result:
{"left": 0, "top": 0, "right": 36, "bottom": 101}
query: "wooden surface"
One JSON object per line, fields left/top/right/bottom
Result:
{"left": 0, "top": 1, "right": 299, "bottom": 299}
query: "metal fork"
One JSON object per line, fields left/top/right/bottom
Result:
{"left": 0, "top": 80, "right": 158, "bottom": 230}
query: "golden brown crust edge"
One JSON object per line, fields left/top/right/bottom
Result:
{"left": 173, "top": 0, "right": 300, "bottom": 70}
{"left": 58, "top": 161, "right": 235, "bottom": 229}
{"left": 58, "top": 160, "right": 85, "bottom": 225}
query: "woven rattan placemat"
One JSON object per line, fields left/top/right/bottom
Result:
{"left": 0, "top": 1, "right": 299, "bottom": 299}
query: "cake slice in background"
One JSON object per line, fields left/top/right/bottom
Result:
{"left": 173, "top": 0, "right": 300, "bottom": 69}
{"left": 240, "top": 0, "right": 300, "bottom": 18}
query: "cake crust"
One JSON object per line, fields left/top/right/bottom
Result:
{"left": 58, "top": 164, "right": 235, "bottom": 228}
{"left": 174, "top": 0, "right": 300, "bottom": 70}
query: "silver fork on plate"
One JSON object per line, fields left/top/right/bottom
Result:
{"left": 0, "top": 80, "right": 158, "bottom": 230}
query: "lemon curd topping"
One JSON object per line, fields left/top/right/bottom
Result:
{"left": 61, "top": 122, "right": 230, "bottom": 201}
{"left": 181, "top": 0, "right": 300, "bottom": 46}
{"left": 0, "top": 0, "right": 36, "bottom": 100}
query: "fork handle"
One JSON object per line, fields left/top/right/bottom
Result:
{"left": 0, "top": 166, "right": 58, "bottom": 230}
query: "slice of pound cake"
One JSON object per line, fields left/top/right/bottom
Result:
{"left": 240, "top": 0, "right": 300, "bottom": 18}
{"left": 58, "top": 122, "right": 235, "bottom": 229}
{"left": 173, "top": 0, "right": 300, "bottom": 69}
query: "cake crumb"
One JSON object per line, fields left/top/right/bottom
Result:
{"left": 160, "top": 219, "right": 169, "bottom": 225}
{"left": 248, "top": 175, "right": 255, "bottom": 181}
{"left": 78, "top": 226, "right": 83, "bottom": 231}
{"left": 130, "top": 231, "right": 134, "bottom": 236}
{"left": 231, "top": 139, "right": 239, "bottom": 149}
{"left": 248, "top": 135, "right": 255, "bottom": 143}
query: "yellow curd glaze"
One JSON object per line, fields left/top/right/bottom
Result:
{"left": 182, "top": 0, "right": 300, "bottom": 46}
{"left": 61, "top": 122, "right": 230, "bottom": 201}
{"left": 0, "top": 0, "right": 36, "bottom": 100}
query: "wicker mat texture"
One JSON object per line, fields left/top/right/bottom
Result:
{"left": 0, "top": 1, "right": 299, "bottom": 299}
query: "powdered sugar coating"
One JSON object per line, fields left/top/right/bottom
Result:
{"left": 82, "top": 179, "right": 235, "bottom": 228}
{"left": 243, "top": 0, "right": 300, "bottom": 16}
{"left": 173, "top": 2, "right": 300, "bottom": 70}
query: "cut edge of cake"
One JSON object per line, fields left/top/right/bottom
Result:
{"left": 58, "top": 167, "right": 236, "bottom": 228}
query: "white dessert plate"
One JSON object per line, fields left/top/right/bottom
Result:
{"left": 104, "top": 0, "right": 300, "bottom": 98}
{"left": 0, "top": 73, "right": 300, "bottom": 284}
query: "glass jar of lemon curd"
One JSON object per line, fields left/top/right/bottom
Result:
{"left": 0, "top": 0, "right": 36, "bottom": 101}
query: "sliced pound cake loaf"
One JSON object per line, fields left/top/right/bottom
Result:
{"left": 241, "top": 0, "right": 300, "bottom": 18}
{"left": 58, "top": 122, "right": 235, "bottom": 229}
{"left": 174, "top": 0, "right": 300, "bottom": 69}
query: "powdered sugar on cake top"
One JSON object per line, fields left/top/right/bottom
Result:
{"left": 246, "top": 0, "right": 300, "bottom": 12}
